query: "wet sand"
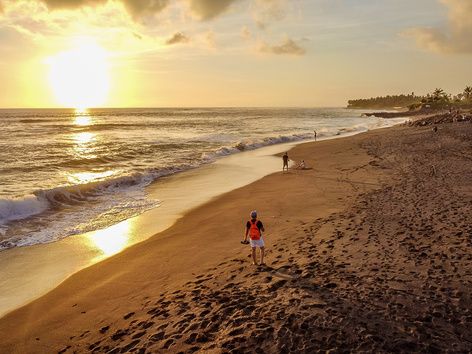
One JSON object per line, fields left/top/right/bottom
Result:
{"left": 1, "top": 122, "right": 471, "bottom": 353}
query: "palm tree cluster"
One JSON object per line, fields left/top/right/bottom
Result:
{"left": 348, "top": 87, "right": 472, "bottom": 109}
{"left": 454, "top": 86, "right": 472, "bottom": 102}
{"left": 347, "top": 92, "right": 422, "bottom": 109}
{"left": 421, "top": 88, "right": 450, "bottom": 104}
{"left": 421, "top": 86, "right": 472, "bottom": 106}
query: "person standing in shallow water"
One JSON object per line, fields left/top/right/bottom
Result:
{"left": 282, "top": 152, "right": 289, "bottom": 171}
{"left": 242, "top": 210, "right": 265, "bottom": 265}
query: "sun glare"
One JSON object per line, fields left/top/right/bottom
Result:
{"left": 89, "top": 220, "right": 132, "bottom": 257}
{"left": 74, "top": 115, "right": 92, "bottom": 126}
{"left": 47, "top": 40, "right": 110, "bottom": 109}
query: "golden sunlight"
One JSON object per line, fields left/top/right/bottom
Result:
{"left": 74, "top": 108, "right": 91, "bottom": 125}
{"left": 73, "top": 131, "right": 95, "bottom": 145}
{"left": 68, "top": 170, "right": 115, "bottom": 185}
{"left": 70, "top": 131, "right": 97, "bottom": 163}
{"left": 74, "top": 113, "right": 92, "bottom": 126}
{"left": 89, "top": 220, "right": 132, "bottom": 257}
{"left": 47, "top": 40, "right": 110, "bottom": 109}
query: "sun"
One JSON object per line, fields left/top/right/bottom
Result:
{"left": 47, "top": 40, "right": 110, "bottom": 109}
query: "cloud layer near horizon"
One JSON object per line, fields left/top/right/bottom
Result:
{"left": 38, "top": 0, "right": 169, "bottom": 17}
{"left": 405, "top": 0, "right": 472, "bottom": 54}
{"left": 35, "top": 0, "right": 289, "bottom": 23}
{"left": 8, "top": 0, "right": 304, "bottom": 56}
{"left": 37, "top": 0, "right": 243, "bottom": 20}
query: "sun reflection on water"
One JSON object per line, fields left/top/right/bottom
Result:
{"left": 74, "top": 115, "right": 92, "bottom": 126}
{"left": 68, "top": 104, "right": 133, "bottom": 259}
{"left": 67, "top": 110, "right": 115, "bottom": 184}
{"left": 75, "top": 107, "right": 88, "bottom": 115}
{"left": 71, "top": 131, "right": 97, "bottom": 161}
{"left": 74, "top": 108, "right": 92, "bottom": 126}
{"left": 74, "top": 131, "right": 95, "bottom": 144}
{"left": 89, "top": 219, "right": 132, "bottom": 257}
{"left": 68, "top": 170, "right": 115, "bottom": 184}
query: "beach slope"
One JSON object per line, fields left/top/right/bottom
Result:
{"left": 0, "top": 122, "right": 471, "bottom": 353}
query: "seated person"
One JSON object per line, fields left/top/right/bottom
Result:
{"left": 295, "top": 160, "right": 306, "bottom": 169}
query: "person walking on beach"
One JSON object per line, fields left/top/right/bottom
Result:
{"left": 314, "top": 130, "right": 317, "bottom": 141}
{"left": 242, "top": 210, "right": 265, "bottom": 266}
{"left": 282, "top": 152, "right": 289, "bottom": 171}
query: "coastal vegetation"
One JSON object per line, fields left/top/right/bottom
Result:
{"left": 348, "top": 86, "right": 472, "bottom": 110}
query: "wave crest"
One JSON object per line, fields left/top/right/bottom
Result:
{"left": 0, "top": 195, "right": 49, "bottom": 226}
{"left": 201, "top": 132, "right": 315, "bottom": 161}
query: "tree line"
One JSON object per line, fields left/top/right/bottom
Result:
{"left": 347, "top": 87, "right": 472, "bottom": 110}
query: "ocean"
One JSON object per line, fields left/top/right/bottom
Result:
{"left": 0, "top": 107, "right": 405, "bottom": 250}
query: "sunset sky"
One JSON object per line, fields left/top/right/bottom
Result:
{"left": 0, "top": 0, "right": 471, "bottom": 108}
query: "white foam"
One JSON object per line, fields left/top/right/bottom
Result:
{"left": 0, "top": 195, "right": 50, "bottom": 225}
{"left": 201, "top": 132, "right": 316, "bottom": 162}
{"left": 12, "top": 196, "right": 161, "bottom": 249}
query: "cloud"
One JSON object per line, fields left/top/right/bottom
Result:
{"left": 165, "top": 31, "right": 189, "bottom": 45}
{"left": 121, "top": 0, "right": 170, "bottom": 18}
{"left": 38, "top": 0, "right": 170, "bottom": 18}
{"left": 39, "top": 0, "right": 107, "bottom": 10}
{"left": 241, "top": 26, "right": 252, "bottom": 39}
{"left": 187, "top": 0, "right": 240, "bottom": 21}
{"left": 403, "top": 27, "right": 449, "bottom": 53}
{"left": 252, "top": 0, "right": 287, "bottom": 29}
{"left": 1, "top": 1, "right": 134, "bottom": 38}
{"left": 260, "top": 38, "right": 305, "bottom": 56}
{"left": 7, "top": 0, "right": 291, "bottom": 23}
{"left": 405, "top": 0, "right": 472, "bottom": 54}
{"left": 133, "top": 32, "right": 143, "bottom": 40}
{"left": 36, "top": 0, "right": 244, "bottom": 21}
{"left": 204, "top": 30, "right": 216, "bottom": 48}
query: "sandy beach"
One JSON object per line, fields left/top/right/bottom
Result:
{"left": 1, "top": 121, "right": 471, "bottom": 353}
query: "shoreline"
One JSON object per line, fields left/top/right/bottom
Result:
{"left": 1, "top": 126, "right": 380, "bottom": 351}
{"left": 0, "top": 139, "right": 291, "bottom": 318}
{"left": 0, "top": 126, "right": 383, "bottom": 319}
{"left": 6, "top": 119, "right": 469, "bottom": 352}
{"left": 9, "top": 117, "right": 472, "bottom": 353}
{"left": 0, "top": 117, "right": 408, "bottom": 319}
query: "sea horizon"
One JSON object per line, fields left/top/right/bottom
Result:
{"left": 0, "top": 105, "right": 349, "bottom": 111}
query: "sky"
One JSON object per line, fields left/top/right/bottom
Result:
{"left": 0, "top": 0, "right": 471, "bottom": 108}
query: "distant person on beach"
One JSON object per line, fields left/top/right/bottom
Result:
{"left": 314, "top": 130, "right": 317, "bottom": 141}
{"left": 295, "top": 160, "right": 306, "bottom": 169}
{"left": 282, "top": 152, "right": 289, "bottom": 171}
{"left": 242, "top": 210, "right": 265, "bottom": 265}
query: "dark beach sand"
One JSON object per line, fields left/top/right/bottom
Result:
{"left": 1, "top": 120, "right": 471, "bottom": 353}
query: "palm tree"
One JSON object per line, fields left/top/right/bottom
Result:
{"left": 463, "top": 86, "right": 472, "bottom": 101}
{"left": 432, "top": 88, "right": 446, "bottom": 101}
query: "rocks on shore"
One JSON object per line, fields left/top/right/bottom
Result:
{"left": 408, "top": 111, "right": 472, "bottom": 127}
{"left": 362, "top": 108, "right": 472, "bottom": 127}
{"left": 362, "top": 108, "right": 438, "bottom": 119}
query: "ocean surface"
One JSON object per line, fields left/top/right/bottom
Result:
{"left": 0, "top": 107, "right": 405, "bottom": 250}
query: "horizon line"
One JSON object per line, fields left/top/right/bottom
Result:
{"left": 0, "top": 105, "right": 348, "bottom": 110}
